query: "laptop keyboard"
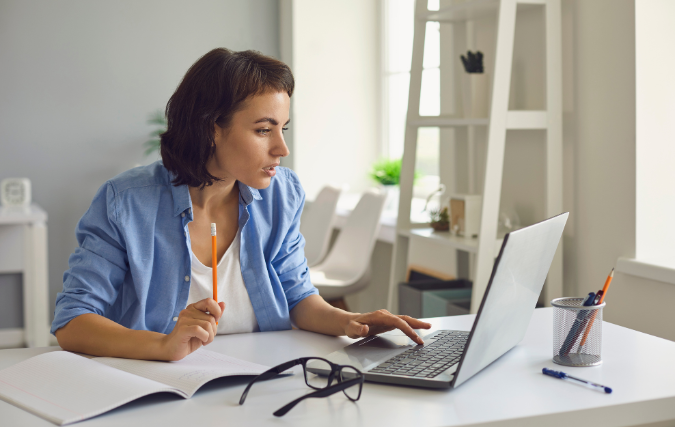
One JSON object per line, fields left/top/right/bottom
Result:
{"left": 368, "top": 330, "right": 469, "bottom": 378}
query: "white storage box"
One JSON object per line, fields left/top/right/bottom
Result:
{"left": 449, "top": 194, "right": 482, "bottom": 237}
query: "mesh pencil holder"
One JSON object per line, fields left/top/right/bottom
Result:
{"left": 551, "top": 297, "right": 605, "bottom": 367}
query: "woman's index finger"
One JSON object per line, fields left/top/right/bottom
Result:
{"left": 371, "top": 313, "right": 423, "bottom": 345}
{"left": 398, "top": 315, "right": 432, "bottom": 329}
{"left": 192, "top": 298, "right": 223, "bottom": 319}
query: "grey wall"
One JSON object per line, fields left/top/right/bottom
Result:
{"left": 0, "top": 0, "right": 280, "bottom": 327}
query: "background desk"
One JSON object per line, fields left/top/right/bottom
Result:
{"left": 1, "top": 308, "right": 674, "bottom": 426}
{"left": 0, "top": 204, "right": 49, "bottom": 348}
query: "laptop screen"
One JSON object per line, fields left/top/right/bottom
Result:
{"left": 452, "top": 213, "right": 568, "bottom": 388}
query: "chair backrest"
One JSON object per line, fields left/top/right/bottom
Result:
{"left": 314, "top": 189, "right": 387, "bottom": 280}
{"left": 300, "top": 184, "right": 342, "bottom": 267}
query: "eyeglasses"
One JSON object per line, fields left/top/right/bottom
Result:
{"left": 239, "top": 357, "right": 364, "bottom": 417}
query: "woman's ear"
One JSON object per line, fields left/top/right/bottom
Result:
{"left": 213, "top": 122, "right": 230, "bottom": 145}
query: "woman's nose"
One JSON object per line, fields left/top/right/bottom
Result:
{"left": 273, "top": 131, "right": 290, "bottom": 158}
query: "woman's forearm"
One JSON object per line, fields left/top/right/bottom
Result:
{"left": 290, "top": 294, "right": 358, "bottom": 336}
{"left": 291, "top": 294, "right": 430, "bottom": 344}
{"left": 55, "top": 313, "right": 167, "bottom": 360}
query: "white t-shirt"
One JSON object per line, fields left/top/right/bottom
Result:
{"left": 187, "top": 231, "right": 259, "bottom": 334}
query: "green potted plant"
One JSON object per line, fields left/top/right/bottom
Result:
{"left": 369, "top": 158, "right": 402, "bottom": 186}
{"left": 143, "top": 110, "right": 167, "bottom": 157}
{"left": 369, "top": 158, "right": 402, "bottom": 211}
{"left": 460, "top": 50, "right": 489, "bottom": 118}
{"left": 369, "top": 158, "right": 422, "bottom": 211}
{"left": 429, "top": 206, "right": 450, "bottom": 231}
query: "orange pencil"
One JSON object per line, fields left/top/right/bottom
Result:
{"left": 579, "top": 268, "right": 614, "bottom": 347}
{"left": 211, "top": 223, "right": 218, "bottom": 325}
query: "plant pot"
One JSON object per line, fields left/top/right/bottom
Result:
{"left": 462, "top": 73, "right": 490, "bottom": 118}
{"left": 430, "top": 221, "right": 450, "bottom": 232}
{"left": 381, "top": 185, "right": 399, "bottom": 212}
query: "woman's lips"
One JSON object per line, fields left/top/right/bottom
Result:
{"left": 263, "top": 166, "right": 276, "bottom": 177}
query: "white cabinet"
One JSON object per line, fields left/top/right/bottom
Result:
{"left": 0, "top": 204, "right": 50, "bottom": 347}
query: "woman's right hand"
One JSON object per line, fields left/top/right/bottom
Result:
{"left": 160, "top": 298, "right": 225, "bottom": 361}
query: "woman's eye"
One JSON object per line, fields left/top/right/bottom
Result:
{"left": 257, "top": 129, "right": 271, "bottom": 136}
{"left": 282, "top": 127, "right": 289, "bottom": 133}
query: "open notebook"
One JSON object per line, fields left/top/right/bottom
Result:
{"left": 0, "top": 348, "right": 269, "bottom": 425}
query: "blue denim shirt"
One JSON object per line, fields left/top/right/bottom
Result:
{"left": 51, "top": 161, "right": 318, "bottom": 335}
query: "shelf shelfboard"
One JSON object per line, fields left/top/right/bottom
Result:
{"left": 505, "top": 110, "right": 548, "bottom": 129}
{"left": 408, "top": 111, "right": 547, "bottom": 129}
{"left": 400, "top": 227, "right": 504, "bottom": 257}
{"left": 389, "top": 0, "right": 563, "bottom": 313}
{"left": 421, "top": 0, "right": 500, "bottom": 22}
{"left": 409, "top": 116, "right": 489, "bottom": 127}
{"left": 421, "top": 0, "right": 544, "bottom": 23}
{"left": 0, "top": 204, "right": 48, "bottom": 225}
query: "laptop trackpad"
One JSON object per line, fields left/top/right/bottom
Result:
{"left": 320, "top": 334, "right": 418, "bottom": 372}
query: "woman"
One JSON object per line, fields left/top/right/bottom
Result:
{"left": 52, "top": 48, "right": 430, "bottom": 361}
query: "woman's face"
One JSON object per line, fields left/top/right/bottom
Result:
{"left": 208, "top": 91, "right": 290, "bottom": 189}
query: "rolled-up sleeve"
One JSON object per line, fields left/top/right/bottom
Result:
{"left": 273, "top": 178, "right": 318, "bottom": 312}
{"left": 51, "top": 182, "right": 129, "bottom": 335}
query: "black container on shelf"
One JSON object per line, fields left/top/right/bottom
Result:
{"left": 399, "top": 278, "right": 472, "bottom": 318}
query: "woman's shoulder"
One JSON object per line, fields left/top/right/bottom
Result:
{"left": 98, "top": 162, "right": 177, "bottom": 224}
{"left": 106, "top": 161, "right": 171, "bottom": 195}
{"left": 268, "top": 167, "right": 305, "bottom": 206}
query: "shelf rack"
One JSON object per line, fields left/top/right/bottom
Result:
{"left": 387, "top": 0, "right": 563, "bottom": 314}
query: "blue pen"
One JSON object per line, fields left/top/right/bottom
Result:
{"left": 543, "top": 368, "right": 612, "bottom": 393}
{"left": 559, "top": 292, "right": 596, "bottom": 356}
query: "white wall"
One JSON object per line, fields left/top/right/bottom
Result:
{"left": 551, "top": 0, "right": 674, "bottom": 341}
{"left": 0, "top": 0, "right": 280, "bottom": 326}
{"left": 563, "top": 0, "right": 637, "bottom": 299}
{"left": 442, "top": 0, "right": 674, "bottom": 341}
{"left": 635, "top": 0, "right": 675, "bottom": 266}
{"left": 290, "top": 0, "right": 381, "bottom": 200}
{"left": 347, "top": 0, "right": 675, "bottom": 342}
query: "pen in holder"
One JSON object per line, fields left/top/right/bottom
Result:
{"left": 552, "top": 297, "right": 605, "bottom": 367}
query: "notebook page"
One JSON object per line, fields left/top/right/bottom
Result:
{"left": 93, "top": 348, "right": 269, "bottom": 397}
{"left": 0, "top": 351, "right": 183, "bottom": 426}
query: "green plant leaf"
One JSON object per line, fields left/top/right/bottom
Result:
{"left": 143, "top": 109, "right": 167, "bottom": 157}
{"left": 369, "top": 158, "right": 423, "bottom": 186}
{"left": 429, "top": 206, "right": 449, "bottom": 224}
{"left": 369, "top": 158, "right": 402, "bottom": 185}
{"left": 147, "top": 110, "right": 167, "bottom": 126}
{"left": 143, "top": 139, "right": 161, "bottom": 156}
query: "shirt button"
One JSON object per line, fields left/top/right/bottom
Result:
{"left": 184, "top": 275, "right": 190, "bottom": 282}
{"left": 173, "top": 317, "right": 178, "bottom": 321}
{"left": 181, "top": 212, "right": 186, "bottom": 217}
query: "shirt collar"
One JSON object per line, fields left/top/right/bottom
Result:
{"left": 160, "top": 166, "right": 191, "bottom": 217}
{"left": 169, "top": 178, "right": 262, "bottom": 216}
{"left": 238, "top": 181, "right": 263, "bottom": 206}
{"left": 170, "top": 183, "right": 192, "bottom": 218}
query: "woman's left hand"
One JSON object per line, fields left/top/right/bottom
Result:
{"left": 344, "top": 309, "right": 432, "bottom": 345}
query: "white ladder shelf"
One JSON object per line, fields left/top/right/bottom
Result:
{"left": 387, "top": 0, "right": 563, "bottom": 314}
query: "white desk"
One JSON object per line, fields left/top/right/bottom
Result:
{"left": 1, "top": 309, "right": 675, "bottom": 426}
{"left": 0, "top": 204, "right": 49, "bottom": 348}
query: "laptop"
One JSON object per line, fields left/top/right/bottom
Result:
{"left": 308, "top": 212, "right": 568, "bottom": 389}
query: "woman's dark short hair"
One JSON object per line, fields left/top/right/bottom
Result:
{"left": 160, "top": 48, "right": 294, "bottom": 187}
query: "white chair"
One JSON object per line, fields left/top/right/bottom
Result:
{"left": 309, "top": 189, "right": 387, "bottom": 306}
{"left": 300, "top": 184, "right": 342, "bottom": 268}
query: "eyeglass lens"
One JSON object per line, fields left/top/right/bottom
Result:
{"left": 339, "top": 366, "right": 362, "bottom": 400}
{"left": 303, "top": 358, "right": 332, "bottom": 389}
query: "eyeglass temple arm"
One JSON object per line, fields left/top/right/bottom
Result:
{"left": 272, "top": 377, "right": 363, "bottom": 417}
{"left": 239, "top": 358, "right": 304, "bottom": 405}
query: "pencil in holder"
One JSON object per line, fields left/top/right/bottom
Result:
{"left": 551, "top": 297, "right": 605, "bottom": 367}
